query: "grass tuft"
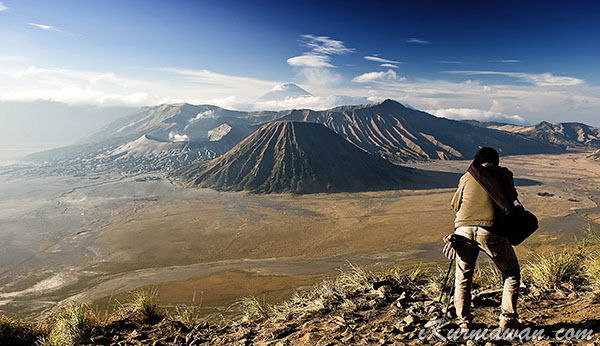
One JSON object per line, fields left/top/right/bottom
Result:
{"left": 525, "top": 249, "right": 587, "bottom": 290}
{"left": 37, "top": 304, "right": 100, "bottom": 346}
{"left": 0, "top": 314, "right": 43, "bottom": 346}
{"left": 584, "top": 252, "right": 600, "bottom": 292}
{"left": 239, "top": 295, "right": 271, "bottom": 320}
{"left": 174, "top": 291, "right": 204, "bottom": 329}
{"left": 128, "top": 287, "right": 163, "bottom": 323}
{"left": 473, "top": 262, "right": 502, "bottom": 289}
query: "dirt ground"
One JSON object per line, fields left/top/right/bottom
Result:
{"left": 2, "top": 151, "right": 600, "bottom": 319}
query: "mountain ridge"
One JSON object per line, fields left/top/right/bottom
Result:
{"left": 279, "top": 99, "right": 560, "bottom": 162}
{"left": 176, "top": 121, "right": 460, "bottom": 193}
{"left": 23, "top": 99, "right": 593, "bottom": 176}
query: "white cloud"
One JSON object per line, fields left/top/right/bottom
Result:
{"left": 26, "top": 22, "right": 81, "bottom": 36}
{"left": 297, "top": 68, "right": 341, "bottom": 87}
{"left": 160, "top": 67, "right": 279, "bottom": 101}
{"left": 270, "top": 84, "right": 287, "bottom": 91}
{"left": 364, "top": 55, "right": 402, "bottom": 64}
{"left": 0, "top": 66, "right": 281, "bottom": 107}
{"left": 1, "top": 86, "right": 148, "bottom": 106}
{"left": 2, "top": 61, "right": 599, "bottom": 128}
{"left": 287, "top": 54, "right": 334, "bottom": 68}
{"left": 190, "top": 110, "right": 215, "bottom": 122}
{"left": 300, "top": 34, "right": 354, "bottom": 55}
{"left": 406, "top": 38, "right": 429, "bottom": 44}
{"left": 168, "top": 131, "right": 189, "bottom": 142}
{"left": 0, "top": 66, "right": 153, "bottom": 106}
{"left": 428, "top": 106, "right": 526, "bottom": 124}
{"left": 27, "top": 23, "right": 60, "bottom": 32}
{"left": 287, "top": 34, "right": 352, "bottom": 89}
{"left": 488, "top": 59, "right": 521, "bottom": 63}
{"left": 445, "top": 70, "right": 584, "bottom": 87}
{"left": 381, "top": 63, "right": 399, "bottom": 68}
{"left": 352, "top": 70, "right": 405, "bottom": 83}
{"left": 0, "top": 2, "right": 8, "bottom": 12}
{"left": 253, "top": 95, "right": 369, "bottom": 111}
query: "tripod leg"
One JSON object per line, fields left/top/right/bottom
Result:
{"left": 442, "top": 258, "right": 455, "bottom": 325}
{"left": 438, "top": 257, "right": 454, "bottom": 304}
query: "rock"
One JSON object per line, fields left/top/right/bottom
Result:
{"left": 298, "top": 333, "right": 319, "bottom": 344}
{"left": 128, "top": 330, "right": 141, "bottom": 339}
{"left": 341, "top": 333, "right": 354, "bottom": 343}
{"left": 398, "top": 291, "right": 407, "bottom": 301}
{"left": 376, "top": 285, "right": 392, "bottom": 299}
{"left": 271, "top": 324, "right": 297, "bottom": 339}
{"left": 395, "top": 324, "right": 409, "bottom": 333}
{"left": 530, "top": 286, "right": 542, "bottom": 298}
{"left": 333, "top": 315, "right": 346, "bottom": 326}
{"left": 404, "top": 315, "right": 419, "bottom": 326}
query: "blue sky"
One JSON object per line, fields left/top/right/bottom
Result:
{"left": 0, "top": 0, "right": 599, "bottom": 125}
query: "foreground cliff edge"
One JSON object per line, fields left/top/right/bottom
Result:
{"left": 3, "top": 236, "right": 600, "bottom": 345}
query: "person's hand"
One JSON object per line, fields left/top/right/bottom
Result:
{"left": 442, "top": 233, "right": 456, "bottom": 260}
{"left": 442, "top": 242, "right": 455, "bottom": 260}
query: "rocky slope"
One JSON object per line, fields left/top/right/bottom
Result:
{"left": 176, "top": 121, "right": 459, "bottom": 194}
{"left": 280, "top": 100, "right": 560, "bottom": 163}
{"left": 72, "top": 268, "right": 600, "bottom": 345}
{"left": 482, "top": 121, "right": 600, "bottom": 149}
{"left": 24, "top": 104, "right": 280, "bottom": 174}
{"left": 3, "top": 258, "right": 600, "bottom": 345}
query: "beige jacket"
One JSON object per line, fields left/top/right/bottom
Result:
{"left": 451, "top": 171, "right": 497, "bottom": 228}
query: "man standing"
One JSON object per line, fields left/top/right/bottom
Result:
{"left": 450, "top": 147, "right": 521, "bottom": 331}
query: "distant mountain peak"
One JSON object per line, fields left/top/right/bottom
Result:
{"left": 176, "top": 120, "right": 423, "bottom": 193}
{"left": 258, "top": 83, "right": 312, "bottom": 102}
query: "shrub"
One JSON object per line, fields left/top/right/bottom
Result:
{"left": 174, "top": 290, "right": 204, "bottom": 329}
{"left": 584, "top": 252, "right": 600, "bottom": 292}
{"left": 239, "top": 295, "right": 271, "bottom": 320}
{"left": 128, "top": 287, "right": 163, "bottom": 323}
{"left": 37, "top": 304, "right": 99, "bottom": 346}
{"left": 425, "top": 265, "right": 454, "bottom": 296}
{"left": 473, "top": 262, "right": 502, "bottom": 289}
{"left": 0, "top": 314, "right": 43, "bottom": 346}
{"left": 525, "top": 249, "right": 587, "bottom": 289}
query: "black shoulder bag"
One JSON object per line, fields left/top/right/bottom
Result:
{"left": 468, "top": 164, "right": 538, "bottom": 245}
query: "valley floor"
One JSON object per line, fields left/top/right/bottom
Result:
{"left": 0, "top": 152, "right": 599, "bottom": 320}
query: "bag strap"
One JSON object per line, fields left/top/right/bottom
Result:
{"left": 467, "top": 164, "right": 515, "bottom": 215}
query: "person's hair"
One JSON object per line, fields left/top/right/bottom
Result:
{"left": 473, "top": 147, "right": 499, "bottom": 166}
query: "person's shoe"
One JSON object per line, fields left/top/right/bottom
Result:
{"left": 499, "top": 317, "right": 521, "bottom": 332}
{"left": 456, "top": 317, "right": 471, "bottom": 332}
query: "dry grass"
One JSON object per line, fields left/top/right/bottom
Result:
{"left": 174, "top": 291, "right": 203, "bottom": 329}
{"left": 37, "top": 304, "right": 100, "bottom": 346}
{"left": 5, "top": 246, "right": 600, "bottom": 345}
{"left": 126, "top": 287, "right": 163, "bottom": 323}
{"left": 0, "top": 314, "right": 44, "bottom": 345}
{"left": 239, "top": 295, "right": 272, "bottom": 321}
{"left": 585, "top": 252, "right": 600, "bottom": 292}
{"left": 525, "top": 249, "right": 587, "bottom": 290}
{"left": 473, "top": 262, "right": 502, "bottom": 289}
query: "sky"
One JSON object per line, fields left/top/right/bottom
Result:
{"left": 0, "top": 0, "right": 599, "bottom": 126}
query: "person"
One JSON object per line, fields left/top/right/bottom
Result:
{"left": 450, "top": 147, "right": 521, "bottom": 331}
